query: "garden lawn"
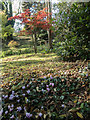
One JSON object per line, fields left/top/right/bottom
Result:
{"left": 0, "top": 53, "right": 89, "bottom": 120}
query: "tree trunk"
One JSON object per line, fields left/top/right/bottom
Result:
{"left": 34, "top": 32, "right": 37, "bottom": 54}
{"left": 9, "top": 1, "right": 12, "bottom": 17}
{"left": 48, "top": 29, "right": 52, "bottom": 49}
{"left": 32, "top": 32, "right": 37, "bottom": 54}
{"left": 46, "top": 0, "right": 53, "bottom": 49}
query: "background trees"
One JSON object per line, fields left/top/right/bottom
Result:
{"left": 1, "top": 11, "right": 14, "bottom": 45}
{"left": 0, "top": 0, "right": 14, "bottom": 45}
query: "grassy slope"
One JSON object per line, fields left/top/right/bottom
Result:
{"left": 1, "top": 52, "right": 89, "bottom": 86}
{"left": 1, "top": 35, "right": 89, "bottom": 91}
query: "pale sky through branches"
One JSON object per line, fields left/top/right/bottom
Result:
{"left": 8, "top": 0, "right": 90, "bottom": 32}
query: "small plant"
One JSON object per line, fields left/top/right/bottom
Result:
{"left": 8, "top": 40, "right": 20, "bottom": 48}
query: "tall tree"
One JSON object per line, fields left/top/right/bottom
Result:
{"left": 22, "top": 1, "right": 52, "bottom": 49}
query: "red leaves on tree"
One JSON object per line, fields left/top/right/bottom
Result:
{"left": 8, "top": 16, "right": 13, "bottom": 20}
{"left": 8, "top": 8, "right": 52, "bottom": 34}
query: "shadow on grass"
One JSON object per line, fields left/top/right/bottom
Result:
{"left": 3, "top": 57, "right": 57, "bottom": 67}
{"left": 0, "top": 64, "right": 6, "bottom": 68}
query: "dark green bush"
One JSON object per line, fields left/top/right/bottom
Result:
{"left": 53, "top": 2, "right": 90, "bottom": 61}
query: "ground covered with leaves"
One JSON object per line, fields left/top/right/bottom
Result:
{"left": 0, "top": 53, "right": 90, "bottom": 120}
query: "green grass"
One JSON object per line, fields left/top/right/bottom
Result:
{"left": 1, "top": 52, "right": 88, "bottom": 85}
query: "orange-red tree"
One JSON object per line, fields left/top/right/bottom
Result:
{"left": 8, "top": 8, "right": 51, "bottom": 53}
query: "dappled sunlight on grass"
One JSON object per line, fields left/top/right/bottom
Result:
{"left": 2, "top": 53, "right": 57, "bottom": 62}
{"left": 1, "top": 53, "right": 89, "bottom": 88}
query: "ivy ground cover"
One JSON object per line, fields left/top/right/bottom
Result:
{"left": 0, "top": 53, "right": 90, "bottom": 120}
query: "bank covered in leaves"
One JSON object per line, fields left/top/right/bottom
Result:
{"left": 1, "top": 75, "right": 89, "bottom": 120}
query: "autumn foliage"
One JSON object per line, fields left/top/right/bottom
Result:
{"left": 8, "top": 8, "right": 51, "bottom": 35}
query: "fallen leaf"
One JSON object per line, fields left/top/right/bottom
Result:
{"left": 76, "top": 112, "right": 83, "bottom": 119}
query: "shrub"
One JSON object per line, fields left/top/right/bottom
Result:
{"left": 1, "top": 50, "right": 13, "bottom": 58}
{"left": 0, "top": 48, "right": 34, "bottom": 58}
{"left": 53, "top": 2, "right": 90, "bottom": 61}
{"left": 8, "top": 40, "right": 20, "bottom": 48}
{"left": 41, "top": 48, "right": 53, "bottom": 54}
